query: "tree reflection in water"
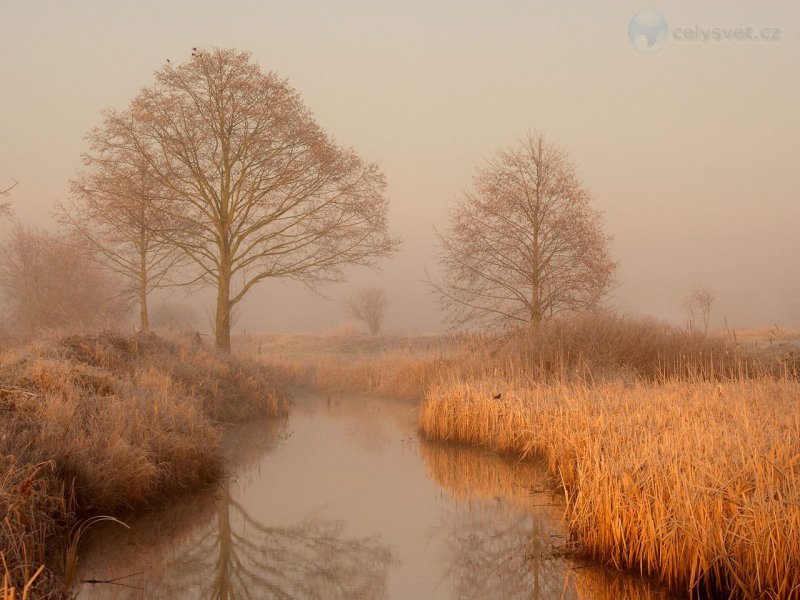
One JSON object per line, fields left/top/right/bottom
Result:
{"left": 164, "top": 480, "right": 394, "bottom": 599}
{"left": 76, "top": 404, "right": 674, "bottom": 600}
{"left": 420, "top": 439, "right": 673, "bottom": 600}
{"left": 75, "top": 419, "right": 394, "bottom": 600}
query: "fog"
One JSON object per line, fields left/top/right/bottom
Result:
{"left": 1, "top": 0, "right": 798, "bottom": 334}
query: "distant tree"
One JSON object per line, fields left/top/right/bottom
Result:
{"left": 683, "top": 285, "right": 715, "bottom": 334}
{"left": 149, "top": 301, "right": 199, "bottom": 331}
{"left": 0, "top": 224, "right": 127, "bottom": 338}
{"left": 91, "top": 48, "right": 398, "bottom": 352}
{"left": 432, "top": 131, "right": 616, "bottom": 330}
{"left": 0, "top": 178, "right": 17, "bottom": 217}
{"left": 59, "top": 151, "right": 184, "bottom": 332}
{"left": 346, "top": 287, "right": 389, "bottom": 335}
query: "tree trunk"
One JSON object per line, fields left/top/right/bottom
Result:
{"left": 530, "top": 213, "right": 542, "bottom": 327}
{"left": 140, "top": 287, "right": 149, "bottom": 332}
{"left": 530, "top": 274, "right": 542, "bottom": 327}
{"left": 215, "top": 265, "right": 232, "bottom": 352}
{"left": 139, "top": 253, "right": 149, "bottom": 331}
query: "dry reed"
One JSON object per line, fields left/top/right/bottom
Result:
{"left": 253, "top": 314, "right": 779, "bottom": 399}
{"left": 419, "top": 377, "right": 800, "bottom": 598}
{"left": 251, "top": 313, "right": 797, "bottom": 597}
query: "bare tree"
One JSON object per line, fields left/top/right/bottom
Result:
{"left": 346, "top": 287, "right": 389, "bottom": 335}
{"left": 0, "top": 178, "right": 17, "bottom": 217}
{"left": 432, "top": 131, "right": 615, "bottom": 330}
{"left": 683, "top": 285, "right": 715, "bottom": 334}
{"left": 91, "top": 48, "right": 398, "bottom": 351}
{"left": 58, "top": 152, "right": 184, "bottom": 331}
{"left": 0, "top": 224, "right": 127, "bottom": 338}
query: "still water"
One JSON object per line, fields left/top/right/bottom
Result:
{"left": 74, "top": 394, "right": 671, "bottom": 599}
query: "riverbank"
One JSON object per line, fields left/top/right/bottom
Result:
{"left": 248, "top": 316, "right": 800, "bottom": 598}
{"left": 0, "top": 332, "right": 288, "bottom": 598}
{"left": 418, "top": 376, "right": 800, "bottom": 598}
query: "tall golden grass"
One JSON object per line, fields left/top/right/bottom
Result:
{"left": 0, "top": 332, "right": 287, "bottom": 598}
{"left": 418, "top": 377, "right": 800, "bottom": 598}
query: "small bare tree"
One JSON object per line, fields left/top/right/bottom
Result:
{"left": 683, "top": 285, "right": 715, "bottom": 334}
{"left": 0, "top": 224, "right": 127, "bottom": 338}
{"left": 59, "top": 151, "right": 184, "bottom": 331}
{"left": 346, "top": 287, "right": 389, "bottom": 335}
{"left": 0, "top": 178, "right": 17, "bottom": 217}
{"left": 432, "top": 131, "right": 615, "bottom": 330}
{"left": 92, "top": 48, "right": 398, "bottom": 351}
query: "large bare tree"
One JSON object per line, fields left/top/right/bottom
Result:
{"left": 433, "top": 131, "right": 615, "bottom": 330}
{"left": 91, "top": 48, "right": 398, "bottom": 351}
{"left": 346, "top": 286, "right": 389, "bottom": 335}
{"left": 59, "top": 152, "right": 184, "bottom": 331}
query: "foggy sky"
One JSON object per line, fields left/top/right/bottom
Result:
{"left": 1, "top": 0, "right": 798, "bottom": 334}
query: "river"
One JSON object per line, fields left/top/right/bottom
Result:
{"left": 73, "top": 393, "right": 672, "bottom": 599}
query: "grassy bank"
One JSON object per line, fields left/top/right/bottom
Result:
{"left": 0, "top": 332, "right": 287, "bottom": 598}
{"left": 418, "top": 375, "right": 800, "bottom": 598}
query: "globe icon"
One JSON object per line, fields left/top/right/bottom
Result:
{"left": 628, "top": 12, "right": 668, "bottom": 54}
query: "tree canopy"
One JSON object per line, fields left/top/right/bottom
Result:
{"left": 86, "top": 48, "right": 398, "bottom": 350}
{"left": 433, "top": 131, "right": 615, "bottom": 330}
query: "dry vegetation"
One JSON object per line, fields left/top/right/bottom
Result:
{"left": 251, "top": 313, "right": 779, "bottom": 397}
{"left": 252, "top": 313, "right": 799, "bottom": 598}
{"left": 0, "top": 332, "right": 287, "bottom": 598}
{"left": 419, "top": 378, "right": 800, "bottom": 598}
{"left": 411, "top": 318, "right": 799, "bottom": 599}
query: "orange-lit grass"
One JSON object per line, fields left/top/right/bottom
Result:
{"left": 418, "top": 377, "right": 800, "bottom": 598}
{"left": 1, "top": 332, "right": 288, "bottom": 597}
{"left": 252, "top": 314, "right": 775, "bottom": 401}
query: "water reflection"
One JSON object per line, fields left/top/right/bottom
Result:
{"left": 76, "top": 396, "right": 673, "bottom": 599}
{"left": 420, "top": 439, "right": 673, "bottom": 600}
{"left": 75, "top": 419, "right": 394, "bottom": 599}
{"left": 421, "top": 440, "right": 572, "bottom": 599}
{"left": 163, "top": 480, "right": 394, "bottom": 599}
{"left": 293, "top": 392, "right": 415, "bottom": 453}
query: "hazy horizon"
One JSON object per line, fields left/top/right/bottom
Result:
{"left": 2, "top": 0, "right": 798, "bottom": 334}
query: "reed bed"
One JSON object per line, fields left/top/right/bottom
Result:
{"left": 253, "top": 314, "right": 777, "bottom": 400}
{"left": 0, "top": 332, "right": 288, "bottom": 598}
{"left": 418, "top": 377, "right": 800, "bottom": 598}
{"left": 248, "top": 313, "right": 796, "bottom": 597}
